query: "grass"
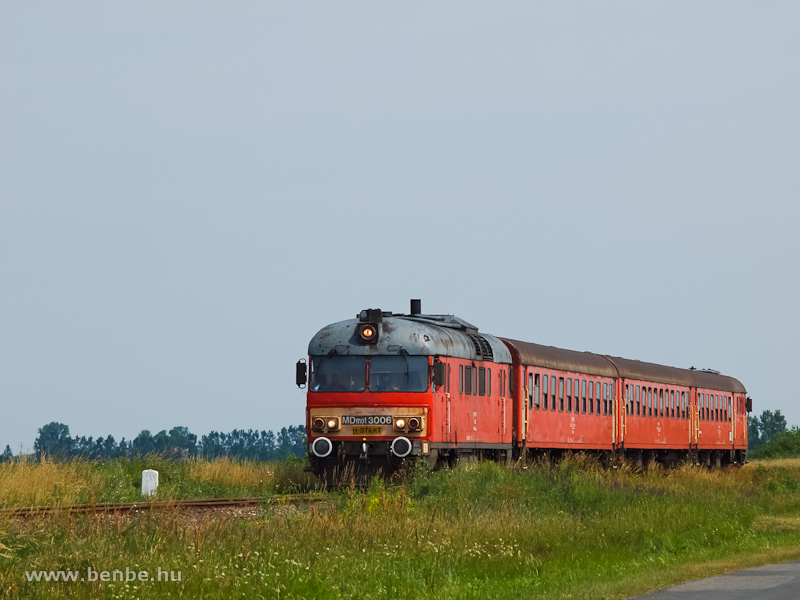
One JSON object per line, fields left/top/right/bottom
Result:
{"left": 1, "top": 456, "right": 800, "bottom": 599}
{"left": 0, "top": 456, "right": 320, "bottom": 509}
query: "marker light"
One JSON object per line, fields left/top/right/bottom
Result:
{"left": 408, "top": 417, "right": 421, "bottom": 431}
{"left": 312, "top": 418, "right": 325, "bottom": 432}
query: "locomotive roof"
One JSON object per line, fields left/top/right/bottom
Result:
{"left": 308, "top": 313, "right": 512, "bottom": 363}
{"left": 501, "top": 338, "right": 746, "bottom": 394}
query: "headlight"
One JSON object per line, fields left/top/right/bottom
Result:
{"left": 394, "top": 418, "right": 406, "bottom": 431}
{"left": 327, "top": 418, "right": 338, "bottom": 430}
{"left": 312, "top": 418, "right": 325, "bottom": 432}
{"left": 408, "top": 417, "right": 421, "bottom": 431}
{"left": 357, "top": 323, "right": 378, "bottom": 344}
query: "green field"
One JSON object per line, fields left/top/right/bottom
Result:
{"left": 2, "top": 456, "right": 800, "bottom": 599}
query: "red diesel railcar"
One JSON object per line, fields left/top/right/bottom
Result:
{"left": 296, "top": 301, "right": 750, "bottom": 480}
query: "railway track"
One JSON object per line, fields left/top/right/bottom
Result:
{"left": 0, "top": 494, "right": 325, "bottom": 519}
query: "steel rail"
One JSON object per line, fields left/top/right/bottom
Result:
{"left": 0, "top": 494, "right": 325, "bottom": 519}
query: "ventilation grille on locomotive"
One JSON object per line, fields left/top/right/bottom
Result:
{"left": 467, "top": 334, "right": 494, "bottom": 361}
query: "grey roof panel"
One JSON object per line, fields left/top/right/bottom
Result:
{"left": 309, "top": 316, "right": 512, "bottom": 363}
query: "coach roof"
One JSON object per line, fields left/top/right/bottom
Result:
{"left": 501, "top": 338, "right": 746, "bottom": 394}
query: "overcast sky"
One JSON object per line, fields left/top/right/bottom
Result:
{"left": 1, "top": 2, "right": 798, "bottom": 452}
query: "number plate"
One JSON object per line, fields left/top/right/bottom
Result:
{"left": 352, "top": 426, "right": 382, "bottom": 435}
{"left": 342, "top": 415, "right": 393, "bottom": 426}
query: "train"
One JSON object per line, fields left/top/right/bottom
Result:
{"left": 296, "top": 300, "right": 751, "bottom": 481}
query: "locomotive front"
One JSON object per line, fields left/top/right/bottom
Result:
{"left": 297, "top": 304, "right": 446, "bottom": 482}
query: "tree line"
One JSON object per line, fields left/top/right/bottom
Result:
{"left": 747, "top": 409, "right": 788, "bottom": 453}
{"left": 0, "top": 422, "right": 307, "bottom": 462}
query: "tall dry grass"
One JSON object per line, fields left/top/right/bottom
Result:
{"left": 186, "top": 456, "right": 277, "bottom": 491}
{"left": 0, "top": 457, "right": 100, "bottom": 508}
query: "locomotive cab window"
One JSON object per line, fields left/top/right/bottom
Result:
{"left": 368, "top": 356, "right": 429, "bottom": 392}
{"left": 310, "top": 355, "right": 366, "bottom": 392}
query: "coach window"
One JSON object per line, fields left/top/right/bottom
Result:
{"left": 574, "top": 379, "right": 580, "bottom": 413}
{"left": 581, "top": 379, "right": 587, "bottom": 414}
{"left": 566, "top": 378, "right": 572, "bottom": 412}
{"left": 624, "top": 385, "right": 629, "bottom": 415}
{"left": 528, "top": 372, "right": 534, "bottom": 408}
{"left": 559, "top": 377, "right": 565, "bottom": 412}
{"left": 588, "top": 380, "right": 594, "bottom": 415}
{"left": 574, "top": 378, "right": 580, "bottom": 413}
{"left": 542, "top": 374, "right": 549, "bottom": 411}
{"left": 552, "top": 376, "right": 557, "bottom": 411}
{"left": 534, "top": 374, "right": 541, "bottom": 410}
{"left": 595, "top": 382, "right": 601, "bottom": 414}
{"left": 635, "top": 385, "right": 640, "bottom": 416}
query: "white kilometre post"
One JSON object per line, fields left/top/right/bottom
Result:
{"left": 141, "top": 469, "right": 159, "bottom": 497}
